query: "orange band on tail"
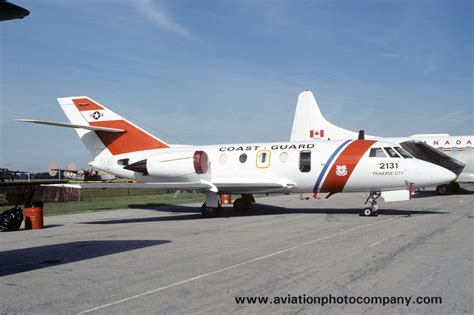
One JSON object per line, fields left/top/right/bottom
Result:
{"left": 72, "top": 98, "right": 104, "bottom": 111}
{"left": 90, "top": 120, "right": 169, "bottom": 155}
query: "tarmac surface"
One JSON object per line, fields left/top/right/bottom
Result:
{"left": 1, "top": 184, "right": 473, "bottom": 314}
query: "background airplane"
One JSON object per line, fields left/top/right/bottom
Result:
{"left": 290, "top": 91, "right": 473, "bottom": 195}
{"left": 18, "top": 96, "right": 459, "bottom": 217}
{"left": 48, "top": 162, "right": 116, "bottom": 182}
{"left": 0, "top": 168, "right": 28, "bottom": 182}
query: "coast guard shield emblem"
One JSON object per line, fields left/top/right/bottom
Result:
{"left": 335, "top": 164, "right": 348, "bottom": 177}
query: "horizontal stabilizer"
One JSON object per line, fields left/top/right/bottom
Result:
{"left": 15, "top": 119, "right": 125, "bottom": 133}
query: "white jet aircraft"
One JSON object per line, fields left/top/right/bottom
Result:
{"left": 290, "top": 91, "right": 472, "bottom": 195}
{"left": 18, "top": 96, "right": 459, "bottom": 217}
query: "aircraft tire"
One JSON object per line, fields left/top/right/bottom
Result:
{"left": 360, "top": 207, "right": 374, "bottom": 217}
{"left": 241, "top": 194, "right": 255, "bottom": 203}
{"left": 201, "top": 203, "right": 221, "bottom": 218}
{"left": 233, "top": 198, "right": 251, "bottom": 212}
{"left": 436, "top": 184, "right": 449, "bottom": 195}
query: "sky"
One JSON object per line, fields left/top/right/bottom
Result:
{"left": 1, "top": 0, "right": 472, "bottom": 171}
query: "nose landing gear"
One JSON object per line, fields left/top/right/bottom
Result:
{"left": 360, "top": 191, "right": 381, "bottom": 217}
{"left": 436, "top": 182, "right": 460, "bottom": 195}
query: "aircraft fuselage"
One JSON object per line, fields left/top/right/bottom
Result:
{"left": 90, "top": 139, "right": 456, "bottom": 195}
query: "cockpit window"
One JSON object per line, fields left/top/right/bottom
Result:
{"left": 394, "top": 146, "right": 413, "bottom": 159}
{"left": 384, "top": 147, "right": 401, "bottom": 158}
{"left": 369, "top": 148, "right": 386, "bottom": 157}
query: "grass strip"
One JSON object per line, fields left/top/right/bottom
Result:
{"left": 0, "top": 193, "right": 204, "bottom": 216}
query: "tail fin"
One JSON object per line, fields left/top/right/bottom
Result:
{"left": 58, "top": 96, "right": 169, "bottom": 158}
{"left": 290, "top": 91, "right": 358, "bottom": 141}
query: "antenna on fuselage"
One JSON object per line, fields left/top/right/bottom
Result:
{"left": 358, "top": 130, "right": 365, "bottom": 140}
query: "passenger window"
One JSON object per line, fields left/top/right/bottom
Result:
{"left": 239, "top": 153, "right": 247, "bottom": 163}
{"left": 369, "top": 148, "right": 386, "bottom": 157}
{"left": 256, "top": 150, "right": 271, "bottom": 168}
{"left": 279, "top": 152, "right": 289, "bottom": 163}
{"left": 299, "top": 150, "right": 311, "bottom": 172}
{"left": 384, "top": 147, "right": 401, "bottom": 158}
{"left": 394, "top": 147, "right": 413, "bottom": 158}
{"left": 219, "top": 154, "right": 227, "bottom": 164}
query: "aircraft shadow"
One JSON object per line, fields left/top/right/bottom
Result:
{"left": 0, "top": 240, "right": 169, "bottom": 277}
{"left": 231, "top": 204, "right": 448, "bottom": 217}
{"left": 82, "top": 204, "right": 447, "bottom": 225}
{"left": 128, "top": 203, "right": 200, "bottom": 213}
{"left": 84, "top": 213, "right": 203, "bottom": 224}
{"left": 413, "top": 187, "right": 474, "bottom": 198}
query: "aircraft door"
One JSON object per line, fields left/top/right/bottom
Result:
{"left": 299, "top": 150, "right": 311, "bottom": 172}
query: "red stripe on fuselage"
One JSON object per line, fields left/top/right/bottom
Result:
{"left": 72, "top": 98, "right": 104, "bottom": 111}
{"left": 90, "top": 120, "right": 169, "bottom": 155}
{"left": 320, "top": 140, "right": 376, "bottom": 193}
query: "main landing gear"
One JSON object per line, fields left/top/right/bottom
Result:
{"left": 201, "top": 193, "right": 256, "bottom": 217}
{"left": 201, "top": 191, "right": 221, "bottom": 218}
{"left": 360, "top": 191, "right": 381, "bottom": 217}
{"left": 201, "top": 203, "right": 222, "bottom": 218}
{"left": 233, "top": 194, "right": 255, "bottom": 212}
{"left": 436, "top": 182, "right": 460, "bottom": 195}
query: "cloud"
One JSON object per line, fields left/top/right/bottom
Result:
{"left": 134, "top": 0, "right": 190, "bottom": 38}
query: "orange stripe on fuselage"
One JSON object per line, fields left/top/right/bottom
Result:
{"left": 72, "top": 98, "right": 104, "bottom": 111}
{"left": 321, "top": 140, "right": 376, "bottom": 193}
{"left": 90, "top": 120, "right": 169, "bottom": 155}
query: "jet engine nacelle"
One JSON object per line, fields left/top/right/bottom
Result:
{"left": 145, "top": 150, "right": 209, "bottom": 178}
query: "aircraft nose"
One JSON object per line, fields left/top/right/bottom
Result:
{"left": 416, "top": 161, "right": 457, "bottom": 186}
{"left": 433, "top": 164, "right": 457, "bottom": 183}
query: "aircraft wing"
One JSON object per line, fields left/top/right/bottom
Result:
{"left": 42, "top": 182, "right": 214, "bottom": 192}
{"left": 16, "top": 119, "right": 125, "bottom": 133}
{"left": 214, "top": 181, "right": 289, "bottom": 193}
{"left": 43, "top": 179, "right": 292, "bottom": 194}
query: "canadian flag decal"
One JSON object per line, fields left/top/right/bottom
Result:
{"left": 309, "top": 129, "right": 325, "bottom": 138}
